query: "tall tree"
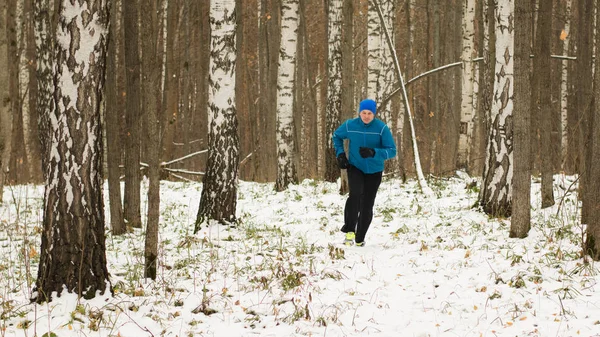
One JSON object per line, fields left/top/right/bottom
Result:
{"left": 457, "top": 0, "right": 477, "bottom": 172}
{"left": 511, "top": 0, "right": 532, "bottom": 238}
{"left": 324, "top": 0, "right": 342, "bottom": 183}
{"left": 535, "top": 0, "right": 554, "bottom": 208}
{"left": 33, "top": 0, "right": 111, "bottom": 303}
{"left": 479, "top": 0, "right": 513, "bottom": 217}
{"left": 0, "top": 0, "right": 10, "bottom": 201}
{"left": 195, "top": 0, "right": 240, "bottom": 230}
{"left": 559, "top": 0, "right": 572, "bottom": 171}
{"left": 105, "top": 0, "right": 125, "bottom": 235}
{"left": 366, "top": 0, "right": 381, "bottom": 100}
{"left": 123, "top": 0, "right": 142, "bottom": 228}
{"left": 576, "top": 0, "right": 594, "bottom": 225}
{"left": 274, "top": 0, "right": 299, "bottom": 191}
{"left": 583, "top": 0, "right": 600, "bottom": 259}
{"left": 141, "top": 0, "right": 165, "bottom": 279}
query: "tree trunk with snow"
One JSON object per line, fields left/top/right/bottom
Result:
{"left": 324, "top": 0, "right": 342, "bottom": 183}
{"left": 479, "top": 0, "right": 513, "bottom": 218}
{"left": 583, "top": 0, "right": 600, "bottom": 259}
{"left": 457, "top": 0, "right": 477, "bottom": 172}
{"left": 123, "top": 0, "right": 142, "bottom": 228}
{"left": 195, "top": 0, "right": 239, "bottom": 229}
{"left": 511, "top": 0, "right": 532, "bottom": 238}
{"left": 33, "top": 0, "right": 111, "bottom": 303}
{"left": 274, "top": 0, "right": 299, "bottom": 191}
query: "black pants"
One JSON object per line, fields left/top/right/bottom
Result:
{"left": 341, "top": 165, "right": 383, "bottom": 243}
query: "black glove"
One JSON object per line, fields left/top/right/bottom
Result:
{"left": 359, "top": 147, "right": 375, "bottom": 158}
{"left": 337, "top": 154, "right": 350, "bottom": 169}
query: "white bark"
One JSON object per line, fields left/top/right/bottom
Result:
{"left": 275, "top": 0, "right": 299, "bottom": 190}
{"left": 379, "top": 0, "right": 395, "bottom": 123}
{"left": 326, "top": 0, "right": 342, "bottom": 150}
{"left": 17, "top": 0, "right": 35, "bottom": 179}
{"left": 458, "top": 0, "right": 477, "bottom": 169}
{"left": 480, "top": 0, "right": 514, "bottom": 216}
{"left": 197, "top": 0, "right": 239, "bottom": 227}
{"left": 560, "top": 0, "right": 571, "bottom": 169}
{"left": 367, "top": 1, "right": 381, "bottom": 100}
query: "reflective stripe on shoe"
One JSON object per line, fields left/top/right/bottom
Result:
{"left": 355, "top": 241, "right": 365, "bottom": 247}
{"left": 344, "top": 232, "right": 355, "bottom": 245}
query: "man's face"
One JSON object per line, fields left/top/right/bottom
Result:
{"left": 359, "top": 110, "right": 375, "bottom": 124}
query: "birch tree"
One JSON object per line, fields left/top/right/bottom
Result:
{"left": 274, "top": 0, "right": 299, "bottom": 191}
{"left": 559, "top": 0, "right": 571, "bottom": 170}
{"left": 378, "top": 0, "right": 395, "bottom": 123}
{"left": 457, "top": 0, "right": 477, "bottom": 171}
{"left": 195, "top": 0, "right": 239, "bottom": 230}
{"left": 511, "top": 0, "right": 532, "bottom": 238}
{"left": 367, "top": 0, "right": 381, "bottom": 100}
{"left": 324, "top": 0, "right": 342, "bottom": 183}
{"left": 34, "top": 0, "right": 110, "bottom": 302}
{"left": 479, "top": 0, "right": 513, "bottom": 217}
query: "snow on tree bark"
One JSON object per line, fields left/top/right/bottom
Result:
{"left": 480, "top": 0, "right": 513, "bottom": 218}
{"left": 34, "top": 0, "right": 110, "bottom": 303}
{"left": 324, "top": 0, "right": 342, "bottom": 183}
{"left": 275, "top": 0, "right": 299, "bottom": 191}
{"left": 196, "top": 0, "right": 240, "bottom": 229}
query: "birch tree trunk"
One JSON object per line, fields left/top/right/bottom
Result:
{"left": 195, "top": 0, "right": 239, "bottom": 229}
{"left": 274, "top": 0, "right": 299, "bottom": 191}
{"left": 583, "top": 0, "right": 600, "bottom": 259}
{"left": 379, "top": 0, "right": 395, "bottom": 123}
{"left": 367, "top": 0, "right": 381, "bottom": 100}
{"left": 560, "top": 0, "right": 571, "bottom": 171}
{"left": 324, "top": 0, "right": 342, "bottom": 183}
{"left": 479, "top": 0, "right": 513, "bottom": 218}
{"left": 511, "top": 0, "right": 532, "bottom": 238}
{"left": 0, "top": 0, "right": 9, "bottom": 201}
{"left": 34, "top": 0, "right": 110, "bottom": 303}
{"left": 123, "top": 0, "right": 142, "bottom": 228}
{"left": 457, "top": 0, "right": 477, "bottom": 171}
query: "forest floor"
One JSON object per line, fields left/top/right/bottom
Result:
{"left": 1, "top": 172, "right": 599, "bottom": 337}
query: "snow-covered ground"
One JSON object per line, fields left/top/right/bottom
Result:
{"left": 1, "top": 173, "right": 598, "bottom": 337}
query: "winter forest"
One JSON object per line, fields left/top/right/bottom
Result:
{"left": 1, "top": 0, "right": 600, "bottom": 336}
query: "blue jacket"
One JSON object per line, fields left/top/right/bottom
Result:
{"left": 333, "top": 117, "right": 397, "bottom": 174}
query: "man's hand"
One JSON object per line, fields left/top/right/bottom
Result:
{"left": 337, "top": 153, "right": 350, "bottom": 169}
{"left": 359, "top": 147, "right": 375, "bottom": 158}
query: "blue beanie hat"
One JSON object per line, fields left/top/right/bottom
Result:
{"left": 359, "top": 98, "right": 377, "bottom": 114}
